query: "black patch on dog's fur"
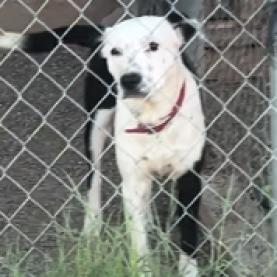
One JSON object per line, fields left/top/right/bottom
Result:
{"left": 22, "top": 25, "right": 102, "bottom": 52}
{"left": 167, "top": 11, "right": 197, "bottom": 42}
{"left": 176, "top": 158, "right": 204, "bottom": 257}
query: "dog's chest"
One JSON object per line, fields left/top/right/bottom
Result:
{"left": 140, "top": 143, "right": 184, "bottom": 178}
{"left": 137, "top": 127, "right": 202, "bottom": 177}
{"left": 115, "top": 106, "right": 205, "bottom": 179}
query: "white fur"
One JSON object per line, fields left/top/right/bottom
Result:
{"left": 0, "top": 32, "right": 24, "bottom": 49}
{"left": 84, "top": 108, "right": 114, "bottom": 234}
{"left": 101, "top": 17, "right": 184, "bottom": 98}
{"left": 114, "top": 56, "right": 204, "bottom": 275}
{"left": 98, "top": 16, "right": 205, "bottom": 277}
{"left": 100, "top": 16, "right": 205, "bottom": 275}
{"left": 179, "top": 254, "right": 198, "bottom": 277}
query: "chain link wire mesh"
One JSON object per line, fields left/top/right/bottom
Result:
{"left": 0, "top": 0, "right": 273, "bottom": 276}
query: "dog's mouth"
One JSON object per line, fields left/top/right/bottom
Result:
{"left": 121, "top": 89, "right": 149, "bottom": 99}
{"left": 122, "top": 94, "right": 146, "bottom": 99}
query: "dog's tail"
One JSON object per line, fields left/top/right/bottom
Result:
{"left": 0, "top": 25, "right": 102, "bottom": 52}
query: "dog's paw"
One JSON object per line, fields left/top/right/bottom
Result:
{"left": 179, "top": 254, "right": 198, "bottom": 277}
{"left": 83, "top": 214, "right": 102, "bottom": 237}
{"left": 138, "top": 264, "right": 152, "bottom": 277}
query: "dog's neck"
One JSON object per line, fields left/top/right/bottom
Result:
{"left": 132, "top": 63, "right": 192, "bottom": 124}
{"left": 125, "top": 83, "right": 186, "bottom": 134}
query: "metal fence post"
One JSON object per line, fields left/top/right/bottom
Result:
{"left": 269, "top": 0, "right": 277, "bottom": 269}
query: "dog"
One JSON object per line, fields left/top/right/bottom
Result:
{"left": 0, "top": 13, "right": 205, "bottom": 276}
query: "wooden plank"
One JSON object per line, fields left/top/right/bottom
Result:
{"left": 202, "top": 46, "right": 268, "bottom": 81}
{"left": 0, "top": 0, "right": 120, "bottom": 32}
{"left": 204, "top": 18, "right": 267, "bottom": 49}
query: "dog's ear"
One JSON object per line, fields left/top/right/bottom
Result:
{"left": 99, "top": 27, "right": 111, "bottom": 57}
{"left": 167, "top": 11, "right": 197, "bottom": 42}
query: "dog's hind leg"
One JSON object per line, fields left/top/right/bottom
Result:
{"left": 177, "top": 167, "right": 202, "bottom": 277}
{"left": 83, "top": 108, "right": 114, "bottom": 235}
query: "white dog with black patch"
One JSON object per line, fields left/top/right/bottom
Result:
{"left": 0, "top": 14, "right": 205, "bottom": 276}
{"left": 101, "top": 16, "right": 205, "bottom": 276}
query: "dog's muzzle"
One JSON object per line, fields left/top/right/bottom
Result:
{"left": 120, "top": 73, "right": 143, "bottom": 98}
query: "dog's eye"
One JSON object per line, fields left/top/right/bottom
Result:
{"left": 148, "top": 42, "right": 159, "bottom": 52}
{"left": 111, "top": 48, "right": 122, "bottom": 56}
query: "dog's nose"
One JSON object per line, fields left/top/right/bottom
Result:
{"left": 120, "top": 73, "right": 142, "bottom": 90}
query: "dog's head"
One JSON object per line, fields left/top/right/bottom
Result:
{"left": 101, "top": 15, "right": 196, "bottom": 99}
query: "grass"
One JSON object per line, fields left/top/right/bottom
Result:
{"left": 1, "top": 222, "right": 180, "bottom": 277}
{"left": 2, "top": 175, "right": 269, "bottom": 276}
{"left": 0, "top": 175, "right": 181, "bottom": 277}
{"left": 1, "top": 212, "right": 264, "bottom": 277}
{"left": 1, "top": 216, "right": 242, "bottom": 277}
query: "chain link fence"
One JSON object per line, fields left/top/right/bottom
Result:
{"left": 0, "top": 0, "right": 274, "bottom": 276}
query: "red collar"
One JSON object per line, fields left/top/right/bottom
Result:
{"left": 125, "top": 83, "right": 186, "bottom": 134}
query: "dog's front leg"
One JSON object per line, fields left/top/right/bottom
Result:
{"left": 121, "top": 174, "right": 152, "bottom": 274}
{"left": 84, "top": 109, "right": 114, "bottom": 235}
